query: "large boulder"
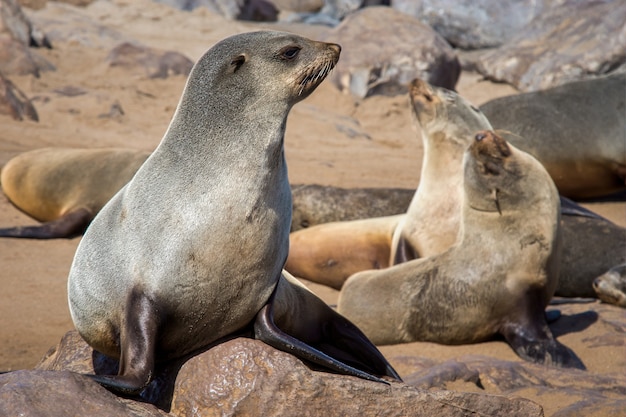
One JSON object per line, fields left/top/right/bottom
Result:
{"left": 325, "top": 6, "right": 460, "bottom": 98}
{"left": 476, "top": 0, "right": 626, "bottom": 91}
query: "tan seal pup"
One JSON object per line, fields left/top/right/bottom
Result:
{"left": 67, "top": 31, "right": 400, "bottom": 395}
{"left": 480, "top": 72, "right": 626, "bottom": 200}
{"left": 338, "top": 130, "right": 585, "bottom": 369}
{"left": 0, "top": 147, "right": 149, "bottom": 239}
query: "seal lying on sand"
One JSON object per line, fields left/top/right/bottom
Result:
{"left": 0, "top": 148, "right": 149, "bottom": 239}
{"left": 338, "top": 130, "right": 584, "bottom": 369}
{"left": 285, "top": 79, "right": 626, "bottom": 301}
{"left": 480, "top": 72, "right": 626, "bottom": 201}
{"left": 67, "top": 31, "right": 400, "bottom": 395}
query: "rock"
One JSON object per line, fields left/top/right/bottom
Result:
{"left": 0, "top": 70, "right": 38, "bottom": 120}
{"left": 106, "top": 42, "right": 194, "bottom": 79}
{"left": 476, "top": 1, "right": 626, "bottom": 91}
{"left": 30, "top": 330, "right": 544, "bottom": 416}
{"left": 1, "top": 0, "right": 51, "bottom": 47}
{"left": 325, "top": 6, "right": 460, "bottom": 97}
{"left": 154, "top": 0, "right": 279, "bottom": 21}
{"left": 404, "top": 355, "right": 626, "bottom": 417}
{"left": 286, "top": 0, "right": 362, "bottom": 26}
{"left": 0, "top": 370, "right": 169, "bottom": 417}
{"left": 391, "top": 0, "right": 571, "bottom": 50}
{"left": 271, "top": 0, "right": 323, "bottom": 13}
{"left": 0, "top": 34, "right": 54, "bottom": 76}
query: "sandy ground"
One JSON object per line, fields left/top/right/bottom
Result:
{"left": 0, "top": 1, "right": 625, "bottom": 414}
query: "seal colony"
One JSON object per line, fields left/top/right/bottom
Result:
{"left": 285, "top": 79, "right": 626, "bottom": 304}
{"left": 67, "top": 31, "right": 400, "bottom": 395}
{"left": 338, "top": 130, "right": 585, "bottom": 369}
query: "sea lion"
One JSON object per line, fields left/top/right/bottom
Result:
{"left": 67, "top": 31, "right": 400, "bottom": 395}
{"left": 480, "top": 72, "right": 626, "bottom": 201}
{"left": 338, "top": 130, "right": 584, "bottom": 369}
{"left": 0, "top": 147, "right": 149, "bottom": 239}
{"left": 593, "top": 264, "right": 626, "bottom": 308}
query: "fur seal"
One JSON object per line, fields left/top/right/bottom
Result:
{"left": 480, "top": 72, "right": 626, "bottom": 201}
{"left": 0, "top": 147, "right": 149, "bottom": 239}
{"left": 67, "top": 31, "right": 400, "bottom": 395}
{"left": 338, "top": 130, "right": 585, "bottom": 369}
{"left": 593, "top": 264, "right": 626, "bottom": 308}
{"left": 291, "top": 183, "right": 413, "bottom": 231}
{"left": 287, "top": 79, "right": 626, "bottom": 299}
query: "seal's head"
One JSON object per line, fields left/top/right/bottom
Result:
{"left": 593, "top": 265, "right": 626, "bottom": 307}
{"left": 464, "top": 130, "right": 553, "bottom": 215}
{"left": 408, "top": 78, "right": 491, "bottom": 147}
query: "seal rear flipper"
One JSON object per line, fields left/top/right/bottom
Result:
{"left": 87, "top": 288, "right": 161, "bottom": 395}
{"left": 0, "top": 208, "right": 92, "bottom": 239}
{"left": 254, "top": 274, "right": 402, "bottom": 383}
{"left": 500, "top": 318, "right": 585, "bottom": 370}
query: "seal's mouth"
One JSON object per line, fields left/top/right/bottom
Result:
{"left": 297, "top": 44, "right": 341, "bottom": 96}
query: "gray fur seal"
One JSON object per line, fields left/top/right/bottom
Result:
{"left": 0, "top": 147, "right": 149, "bottom": 239}
{"left": 338, "top": 130, "right": 585, "bottom": 369}
{"left": 480, "top": 72, "right": 626, "bottom": 201}
{"left": 67, "top": 31, "right": 400, "bottom": 395}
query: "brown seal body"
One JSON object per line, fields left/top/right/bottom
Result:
{"left": 338, "top": 131, "right": 584, "bottom": 369}
{"left": 67, "top": 31, "right": 399, "bottom": 395}
{"left": 0, "top": 147, "right": 149, "bottom": 238}
{"left": 480, "top": 72, "right": 626, "bottom": 200}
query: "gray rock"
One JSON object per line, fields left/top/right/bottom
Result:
{"left": 106, "top": 42, "right": 194, "bottom": 79}
{"left": 0, "top": 0, "right": 51, "bottom": 47}
{"left": 476, "top": 0, "right": 626, "bottom": 91}
{"left": 29, "top": 330, "right": 545, "bottom": 416}
{"left": 391, "top": 0, "right": 568, "bottom": 50}
{"left": 154, "top": 0, "right": 279, "bottom": 21}
{"left": 325, "top": 6, "right": 460, "bottom": 97}
{"left": 0, "top": 70, "right": 38, "bottom": 121}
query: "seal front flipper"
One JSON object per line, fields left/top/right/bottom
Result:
{"left": 500, "top": 309, "right": 585, "bottom": 370}
{"left": 254, "top": 272, "right": 402, "bottom": 383}
{"left": 0, "top": 208, "right": 92, "bottom": 239}
{"left": 86, "top": 288, "right": 161, "bottom": 395}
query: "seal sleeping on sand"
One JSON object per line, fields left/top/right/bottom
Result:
{"left": 338, "top": 131, "right": 584, "bottom": 369}
{"left": 67, "top": 31, "right": 400, "bottom": 395}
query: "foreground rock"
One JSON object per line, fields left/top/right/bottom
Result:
{"left": 477, "top": 1, "right": 626, "bottom": 91}
{"left": 0, "top": 330, "right": 544, "bottom": 416}
{"left": 325, "top": 6, "right": 460, "bottom": 98}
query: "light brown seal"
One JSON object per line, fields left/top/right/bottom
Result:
{"left": 0, "top": 147, "right": 149, "bottom": 238}
{"left": 67, "top": 31, "right": 399, "bottom": 395}
{"left": 480, "top": 72, "right": 626, "bottom": 201}
{"left": 338, "top": 130, "right": 585, "bottom": 369}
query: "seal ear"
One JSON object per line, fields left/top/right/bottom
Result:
{"left": 231, "top": 54, "right": 246, "bottom": 73}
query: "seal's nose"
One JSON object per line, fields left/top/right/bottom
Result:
{"left": 328, "top": 43, "right": 342, "bottom": 55}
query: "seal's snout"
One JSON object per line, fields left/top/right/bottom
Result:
{"left": 328, "top": 43, "right": 341, "bottom": 55}
{"left": 473, "top": 130, "right": 511, "bottom": 158}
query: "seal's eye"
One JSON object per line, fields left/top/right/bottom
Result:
{"left": 280, "top": 46, "right": 301, "bottom": 61}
